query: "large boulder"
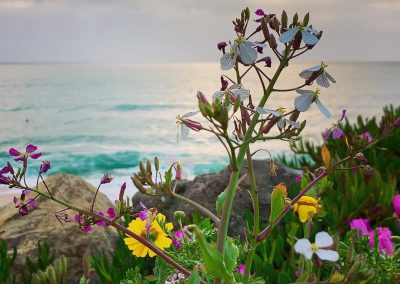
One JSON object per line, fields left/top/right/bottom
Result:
{"left": 0, "top": 174, "right": 118, "bottom": 283}
{"left": 132, "top": 159, "right": 298, "bottom": 237}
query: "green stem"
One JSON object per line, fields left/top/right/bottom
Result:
{"left": 242, "top": 150, "right": 260, "bottom": 284}
{"left": 172, "top": 192, "right": 220, "bottom": 225}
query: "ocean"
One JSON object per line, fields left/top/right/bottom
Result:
{"left": 0, "top": 62, "right": 399, "bottom": 201}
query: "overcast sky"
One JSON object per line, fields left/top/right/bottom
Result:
{"left": 0, "top": 0, "right": 399, "bottom": 62}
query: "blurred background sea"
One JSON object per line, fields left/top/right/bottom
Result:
{"left": 0, "top": 62, "right": 399, "bottom": 201}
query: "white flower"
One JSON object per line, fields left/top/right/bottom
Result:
{"left": 256, "top": 107, "right": 300, "bottom": 129}
{"left": 294, "top": 89, "right": 331, "bottom": 118}
{"left": 294, "top": 231, "right": 339, "bottom": 262}
{"left": 176, "top": 111, "right": 200, "bottom": 139}
{"left": 220, "top": 37, "right": 264, "bottom": 70}
{"left": 165, "top": 273, "right": 185, "bottom": 284}
{"left": 279, "top": 25, "right": 320, "bottom": 46}
{"left": 212, "top": 84, "right": 250, "bottom": 101}
{"left": 299, "top": 62, "right": 336, "bottom": 88}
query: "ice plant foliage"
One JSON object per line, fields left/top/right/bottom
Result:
{"left": 1, "top": 6, "right": 399, "bottom": 284}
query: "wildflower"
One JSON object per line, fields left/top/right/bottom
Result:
{"left": 13, "top": 190, "right": 36, "bottom": 216}
{"left": 349, "top": 218, "right": 371, "bottom": 236}
{"left": 299, "top": 62, "right": 336, "bottom": 88}
{"left": 217, "top": 42, "right": 227, "bottom": 53}
{"left": 96, "top": 207, "right": 116, "bottom": 227}
{"left": 370, "top": 227, "right": 395, "bottom": 256}
{"left": 220, "top": 42, "right": 238, "bottom": 70}
{"left": 362, "top": 131, "right": 373, "bottom": 143}
{"left": 279, "top": 23, "right": 320, "bottom": 46}
{"left": 172, "top": 226, "right": 192, "bottom": 249}
{"left": 74, "top": 214, "right": 92, "bottom": 233}
{"left": 294, "top": 174, "right": 302, "bottom": 183}
{"left": 100, "top": 173, "right": 113, "bottom": 184}
{"left": 165, "top": 273, "right": 185, "bottom": 284}
{"left": 393, "top": 194, "right": 400, "bottom": 218}
{"left": 294, "top": 231, "right": 339, "bottom": 261}
{"left": 9, "top": 144, "right": 42, "bottom": 167}
{"left": 253, "top": 9, "right": 276, "bottom": 28}
{"left": 39, "top": 160, "right": 51, "bottom": 174}
{"left": 176, "top": 111, "right": 201, "bottom": 138}
{"left": 175, "top": 163, "right": 182, "bottom": 180}
{"left": 294, "top": 89, "right": 331, "bottom": 118}
{"left": 124, "top": 213, "right": 173, "bottom": 257}
{"left": 324, "top": 110, "right": 347, "bottom": 140}
{"left": 394, "top": 117, "right": 400, "bottom": 126}
{"left": 293, "top": 196, "right": 320, "bottom": 222}
{"left": 330, "top": 271, "right": 345, "bottom": 282}
{"left": 212, "top": 84, "right": 250, "bottom": 102}
{"left": 236, "top": 264, "right": 253, "bottom": 277}
{"left": 0, "top": 166, "right": 11, "bottom": 185}
{"left": 256, "top": 107, "right": 300, "bottom": 129}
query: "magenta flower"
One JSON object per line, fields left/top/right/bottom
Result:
{"left": 0, "top": 166, "right": 11, "bottom": 185}
{"left": 172, "top": 226, "right": 192, "bottom": 249}
{"left": 349, "top": 218, "right": 371, "bottom": 236}
{"left": 175, "top": 163, "right": 182, "bottom": 180}
{"left": 9, "top": 144, "right": 42, "bottom": 167}
{"left": 254, "top": 9, "right": 276, "bottom": 28}
{"left": 362, "top": 131, "right": 373, "bottom": 143}
{"left": 100, "top": 173, "right": 113, "bottom": 184}
{"left": 138, "top": 202, "right": 152, "bottom": 231}
{"left": 324, "top": 110, "right": 347, "bottom": 140}
{"left": 74, "top": 214, "right": 93, "bottom": 233}
{"left": 294, "top": 175, "right": 302, "bottom": 183}
{"left": 96, "top": 207, "right": 116, "bottom": 227}
{"left": 13, "top": 190, "right": 36, "bottom": 216}
{"left": 393, "top": 194, "right": 400, "bottom": 218}
{"left": 236, "top": 264, "right": 253, "bottom": 277}
{"left": 39, "top": 160, "right": 51, "bottom": 174}
{"left": 369, "top": 227, "right": 395, "bottom": 256}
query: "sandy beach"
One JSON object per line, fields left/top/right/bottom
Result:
{"left": 0, "top": 186, "right": 17, "bottom": 207}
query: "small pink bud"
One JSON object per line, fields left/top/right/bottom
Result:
{"left": 393, "top": 117, "right": 400, "bottom": 127}
{"left": 182, "top": 119, "right": 203, "bottom": 132}
{"left": 175, "top": 163, "right": 182, "bottom": 180}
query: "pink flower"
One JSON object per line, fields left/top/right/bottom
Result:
{"left": 13, "top": 190, "right": 36, "bottom": 216}
{"left": 236, "top": 264, "right": 253, "bottom": 277}
{"left": 362, "top": 131, "right": 373, "bottom": 143}
{"left": 96, "top": 207, "right": 116, "bottom": 227}
{"left": 9, "top": 144, "right": 42, "bottom": 167}
{"left": 369, "top": 227, "right": 395, "bottom": 256}
{"left": 0, "top": 166, "right": 11, "bottom": 185}
{"left": 294, "top": 174, "right": 302, "bottom": 183}
{"left": 100, "top": 173, "right": 113, "bottom": 184}
{"left": 74, "top": 214, "right": 92, "bottom": 233}
{"left": 349, "top": 218, "right": 371, "bottom": 236}
{"left": 393, "top": 194, "right": 400, "bottom": 218}
{"left": 39, "top": 161, "right": 51, "bottom": 174}
{"left": 172, "top": 226, "right": 192, "bottom": 249}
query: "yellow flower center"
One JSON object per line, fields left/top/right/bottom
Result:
{"left": 311, "top": 243, "right": 318, "bottom": 253}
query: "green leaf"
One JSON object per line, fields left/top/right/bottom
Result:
{"left": 278, "top": 271, "right": 292, "bottom": 284}
{"left": 224, "top": 238, "right": 239, "bottom": 274}
{"left": 216, "top": 191, "right": 226, "bottom": 216}
{"left": 269, "top": 183, "right": 287, "bottom": 226}
{"left": 194, "top": 229, "right": 232, "bottom": 282}
{"left": 187, "top": 267, "right": 201, "bottom": 284}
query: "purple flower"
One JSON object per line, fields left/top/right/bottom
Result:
{"left": 236, "top": 264, "right": 253, "bottom": 277}
{"left": 294, "top": 175, "right": 302, "bottom": 183}
{"left": 100, "top": 173, "right": 113, "bottom": 184}
{"left": 394, "top": 117, "right": 400, "bottom": 126}
{"left": 9, "top": 144, "right": 42, "bottom": 167}
{"left": 369, "top": 227, "right": 395, "bottom": 256}
{"left": 362, "top": 131, "right": 373, "bottom": 143}
{"left": 349, "top": 218, "right": 371, "bottom": 236}
{"left": 175, "top": 163, "right": 182, "bottom": 180}
{"left": 393, "top": 194, "right": 400, "bottom": 218}
{"left": 13, "top": 190, "right": 36, "bottom": 216}
{"left": 172, "top": 226, "right": 192, "bottom": 249}
{"left": 139, "top": 202, "right": 151, "bottom": 231}
{"left": 324, "top": 110, "right": 347, "bottom": 140}
{"left": 39, "top": 160, "right": 51, "bottom": 174}
{"left": 0, "top": 166, "right": 11, "bottom": 185}
{"left": 74, "top": 214, "right": 93, "bottom": 233}
{"left": 254, "top": 9, "right": 276, "bottom": 28}
{"left": 217, "top": 42, "right": 227, "bottom": 54}
{"left": 96, "top": 207, "right": 116, "bottom": 227}
{"left": 119, "top": 182, "right": 127, "bottom": 201}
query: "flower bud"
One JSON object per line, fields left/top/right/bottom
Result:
{"left": 174, "top": 210, "right": 186, "bottom": 220}
{"left": 154, "top": 157, "right": 159, "bottom": 171}
{"left": 175, "top": 163, "right": 182, "bottom": 180}
{"left": 261, "top": 17, "right": 270, "bottom": 41}
{"left": 100, "top": 173, "right": 113, "bottom": 185}
{"left": 217, "top": 42, "right": 227, "bottom": 54}
{"left": 39, "top": 160, "right": 51, "bottom": 174}
{"left": 393, "top": 117, "right": 400, "bottom": 127}
{"left": 131, "top": 176, "right": 147, "bottom": 194}
{"left": 262, "top": 117, "right": 278, "bottom": 134}
{"left": 197, "top": 91, "right": 212, "bottom": 117}
{"left": 182, "top": 118, "right": 203, "bottom": 132}
{"left": 139, "top": 161, "right": 146, "bottom": 174}
{"left": 119, "top": 182, "right": 126, "bottom": 201}
{"left": 268, "top": 34, "right": 278, "bottom": 49}
{"left": 146, "top": 160, "right": 152, "bottom": 176}
{"left": 6, "top": 162, "right": 14, "bottom": 175}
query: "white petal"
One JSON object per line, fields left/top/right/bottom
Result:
{"left": 212, "top": 91, "right": 225, "bottom": 101}
{"left": 315, "top": 98, "right": 331, "bottom": 118}
{"left": 295, "top": 89, "right": 314, "bottom": 95}
{"left": 325, "top": 71, "right": 336, "bottom": 83}
{"left": 301, "top": 30, "right": 318, "bottom": 45}
{"left": 183, "top": 111, "right": 199, "bottom": 117}
{"left": 294, "top": 93, "right": 314, "bottom": 112}
{"left": 294, "top": 239, "right": 313, "bottom": 259}
{"left": 181, "top": 125, "right": 190, "bottom": 138}
{"left": 239, "top": 41, "right": 257, "bottom": 65}
{"left": 228, "top": 84, "right": 242, "bottom": 90}
{"left": 277, "top": 118, "right": 286, "bottom": 129}
{"left": 231, "top": 88, "right": 250, "bottom": 101}
{"left": 316, "top": 249, "right": 339, "bottom": 262}
{"left": 316, "top": 72, "right": 330, "bottom": 88}
{"left": 315, "top": 231, "right": 334, "bottom": 247}
{"left": 220, "top": 53, "right": 236, "bottom": 70}
{"left": 255, "top": 107, "right": 281, "bottom": 117}
{"left": 285, "top": 119, "right": 300, "bottom": 129}
{"left": 279, "top": 27, "right": 298, "bottom": 43}
{"left": 304, "top": 26, "right": 319, "bottom": 35}
{"left": 299, "top": 70, "right": 313, "bottom": 79}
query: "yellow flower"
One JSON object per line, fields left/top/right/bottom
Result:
{"left": 124, "top": 213, "right": 173, "bottom": 257}
{"left": 293, "top": 196, "right": 320, "bottom": 223}
{"left": 330, "top": 271, "right": 345, "bottom": 282}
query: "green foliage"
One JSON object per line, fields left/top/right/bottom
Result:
{"left": 269, "top": 184, "right": 287, "bottom": 226}
{"left": 0, "top": 239, "right": 16, "bottom": 284}
{"left": 120, "top": 267, "right": 151, "bottom": 284}
{"left": 22, "top": 241, "right": 56, "bottom": 284}
{"left": 31, "top": 256, "right": 67, "bottom": 284}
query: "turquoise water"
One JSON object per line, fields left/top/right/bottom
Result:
{"left": 0, "top": 62, "right": 399, "bottom": 200}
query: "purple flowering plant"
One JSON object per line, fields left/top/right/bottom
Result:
{"left": 1, "top": 6, "right": 400, "bottom": 284}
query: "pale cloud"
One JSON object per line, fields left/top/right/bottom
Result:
{"left": 0, "top": 0, "right": 398, "bottom": 62}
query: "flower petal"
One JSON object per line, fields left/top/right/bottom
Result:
{"left": 279, "top": 27, "right": 298, "bottom": 43}
{"left": 231, "top": 88, "right": 250, "bottom": 101}
{"left": 220, "top": 53, "right": 236, "bottom": 70}
{"left": 239, "top": 41, "right": 257, "bottom": 65}
{"left": 285, "top": 119, "right": 300, "bottom": 129}
{"left": 301, "top": 30, "right": 318, "bottom": 45}
{"left": 255, "top": 107, "right": 281, "bottom": 117}
{"left": 332, "top": 128, "right": 343, "bottom": 139}
{"left": 294, "top": 93, "right": 314, "bottom": 112}
{"left": 277, "top": 118, "right": 285, "bottom": 129}
{"left": 316, "top": 72, "right": 330, "bottom": 88}
{"left": 25, "top": 144, "right": 38, "bottom": 153}
{"left": 316, "top": 249, "right": 339, "bottom": 262}
{"left": 325, "top": 71, "right": 336, "bottom": 83}
{"left": 30, "top": 153, "right": 42, "bottom": 159}
{"left": 315, "top": 231, "right": 334, "bottom": 248}
{"left": 212, "top": 91, "right": 225, "bottom": 101}
{"left": 315, "top": 98, "right": 331, "bottom": 118}
{"left": 9, "top": 148, "right": 21, "bottom": 157}
{"left": 294, "top": 238, "right": 313, "bottom": 259}
{"left": 182, "top": 111, "right": 199, "bottom": 117}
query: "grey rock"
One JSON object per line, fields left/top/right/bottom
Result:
{"left": 132, "top": 159, "right": 298, "bottom": 237}
{"left": 0, "top": 174, "right": 118, "bottom": 283}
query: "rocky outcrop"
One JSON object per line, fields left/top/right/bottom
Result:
{"left": 132, "top": 159, "right": 298, "bottom": 237}
{"left": 0, "top": 174, "right": 118, "bottom": 283}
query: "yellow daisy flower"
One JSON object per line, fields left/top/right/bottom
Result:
{"left": 124, "top": 213, "right": 173, "bottom": 257}
{"left": 293, "top": 196, "right": 320, "bottom": 223}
